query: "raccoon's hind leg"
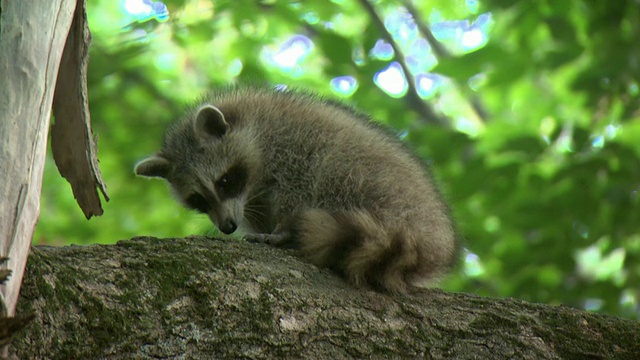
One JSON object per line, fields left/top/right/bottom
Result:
{"left": 293, "top": 208, "right": 420, "bottom": 293}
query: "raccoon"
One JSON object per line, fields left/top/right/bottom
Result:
{"left": 135, "top": 86, "right": 458, "bottom": 293}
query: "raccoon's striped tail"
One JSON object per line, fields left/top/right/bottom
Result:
{"left": 293, "top": 208, "right": 440, "bottom": 293}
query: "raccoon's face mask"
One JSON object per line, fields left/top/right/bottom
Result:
{"left": 134, "top": 105, "right": 257, "bottom": 235}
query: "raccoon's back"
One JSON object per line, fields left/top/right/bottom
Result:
{"left": 210, "top": 88, "right": 458, "bottom": 291}
{"left": 211, "top": 87, "right": 432, "bottom": 200}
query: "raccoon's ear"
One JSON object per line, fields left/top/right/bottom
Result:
{"left": 194, "top": 105, "right": 229, "bottom": 141}
{"left": 134, "top": 155, "right": 171, "bottom": 179}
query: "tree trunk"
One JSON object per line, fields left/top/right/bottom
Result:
{"left": 12, "top": 236, "right": 640, "bottom": 359}
{"left": 0, "top": 0, "right": 106, "bottom": 324}
{"left": 0, "top": 0, "right": 76, "bottom": 318}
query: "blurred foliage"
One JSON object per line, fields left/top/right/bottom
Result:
{"left": 34, "top": 0, "right": 640, "bottom": 319}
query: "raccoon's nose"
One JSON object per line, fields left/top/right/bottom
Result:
{"left": 219, "top": 219, "right": 237, "bottom": 234}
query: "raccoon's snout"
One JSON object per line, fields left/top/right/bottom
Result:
{"left": 219, "top": 219, "right": 238, "bottom": 234}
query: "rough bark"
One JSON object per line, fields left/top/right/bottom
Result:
{"left": 0, "top": 0, "right": 76, "bottom": 318}
{"left": 11, "top": 236, "right": 640, "bottom": 359}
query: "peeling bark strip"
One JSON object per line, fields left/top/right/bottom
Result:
{"left": 52, "top": 0, "right": 109, "bottom": 219}
{"left": 13, "top": 237, "right": 640, "bottom": 359}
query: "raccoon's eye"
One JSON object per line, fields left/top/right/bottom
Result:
{"left": 215, "top": 164, "right": 248, "bottom": 199}
{"left": 185, "top": 193, "right": 209, "bottom": 213}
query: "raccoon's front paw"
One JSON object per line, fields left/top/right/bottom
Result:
{"left": 244, "top": 233, "right": 290, "bottom": 247}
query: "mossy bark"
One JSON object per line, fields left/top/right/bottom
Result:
{"left": 11, "top": 236, "right": 640, "bottom": 359}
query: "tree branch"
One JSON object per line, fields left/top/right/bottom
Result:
{"left": 403, "top": 0, "right": 489, "bottom": 123}
{"left": 12, "top": 236, "right": 640, "bottom": 359}
{"left": 402, "top": 1, "right": 451, "bottom": 59}
{"left": 359, "top": 0, "right": 448, "bottom": 126}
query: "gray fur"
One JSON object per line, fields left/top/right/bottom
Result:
{"left": 135, "top": 86, "right": 458, "bottom": 293}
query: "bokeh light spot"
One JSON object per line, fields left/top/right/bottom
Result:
{"left": 330, "top": 76, "right": 358, "bottom": 97}
{"left": 374, "top": 62, "right": 408, "bottom": 98}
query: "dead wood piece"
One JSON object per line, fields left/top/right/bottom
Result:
{"left": 51, "top": 0, "right": 109, "bottom": 219}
